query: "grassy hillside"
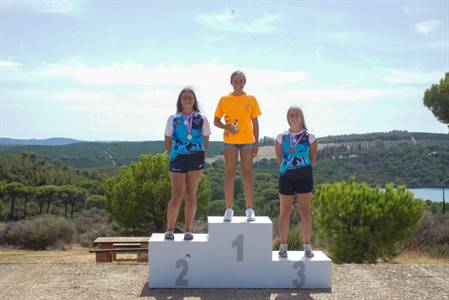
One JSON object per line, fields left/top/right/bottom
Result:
{"left": 0, "top": 131, "right": 447, "bottom": 174}
{"left": 0, "top": 141, "right": 225, "bottom": 170}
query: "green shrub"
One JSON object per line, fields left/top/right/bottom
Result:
{"left": 313, "top": 179, "right": 425, "bottom": 263}
{"left": 0, "top": 201, "right": 7, "bottom": 222}
{"left": 74, "top": 209, "right": 116, "bottom": 247}
{"left": 208, "top": 200, "right": 226, "bottom": 216}
{"left": 405, "top": 212, "right": 449, "bottom": 258}
{"left": 85, "top": 195, "right": 107, "bottom": 210}
{"left": 1, "top": 215, "right": 75, "bottom": 250}
{"left": 0, "top": 222, "right": 6, "bottom": 244}
{"left": 272, "top": 227, "right": 304, "bottom": 250}
{"left": 104, "top": 154, "right": 210, "bottom": 234}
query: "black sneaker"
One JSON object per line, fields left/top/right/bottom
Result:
{"left": 164, "top": 231, "right": 174, "bottom": 240}
{"left": 184, "top": 232, "right": 194, "bottom": 240}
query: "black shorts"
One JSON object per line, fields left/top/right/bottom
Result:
{"left": 169, "top": 152, "right": 205, "bottom": 173}
{"left": 279, "top": 167, "right": 314, "bottom": 195}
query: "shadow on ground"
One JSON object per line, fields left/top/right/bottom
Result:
{"left": 140, "top": 284, "right": 332, "bottom": 299}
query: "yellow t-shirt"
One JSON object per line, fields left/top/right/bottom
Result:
{"left": 214, "top": 93, "right": 262, "bottom": 144}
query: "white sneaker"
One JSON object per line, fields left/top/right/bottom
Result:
{"left": 279, "top": 244, "right": 288, "bottom": 258}
{"left": 223, "top": 208, "right": 234, "bottom": 221}
{"left": 304, "top": 244, "right": 314, "bottom": 258}
{"left": 245, "top": 208, "right": 255, "bottom": 221}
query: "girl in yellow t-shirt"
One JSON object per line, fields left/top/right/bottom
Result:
{"left": 214, "top": 70, "right": 262, "bottom": 222}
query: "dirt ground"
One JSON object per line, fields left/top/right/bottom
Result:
{"left": 0, "top": 246, "right": 448, "bottom": 300}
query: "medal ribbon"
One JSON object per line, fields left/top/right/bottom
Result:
{"left": 289, "top": 130, "right": 305, "bottom": 153}
{"left": 183, "top": 112, "right": 194, "bottom": 137}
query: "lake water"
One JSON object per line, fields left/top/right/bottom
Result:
{"left": 408, "top": 188, "right": 447, "bottom": 202}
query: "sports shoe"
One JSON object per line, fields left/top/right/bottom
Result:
{"left": 223, "top": 208, "right": 234, "bottom": 221}
{"left": 304, "top": 244, "right": 314, "bottom": 258}
{"left": 245, "top": 208, "right": 255, "bottom": 221}
{"left": 164, "top": 231, "right": 174, "bottom": 240}
{"left": 279, "top": 244, "right": 288, "bottom": 258}
{"left": 184, "top": 232, "right": 194, "bottom": 240}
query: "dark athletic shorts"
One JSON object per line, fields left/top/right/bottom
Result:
{"left": 279, "top": 166, "right": 314, "bottom": 195}
{"left": 169, "top": 152, "right": 205, "bottom": 173}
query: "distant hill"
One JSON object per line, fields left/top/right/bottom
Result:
{"left": 0, "top": 137, "right": 82, "bottom": 146}
{"left": 0, "top": 140, "right": 225, "bottom": 170}
{"left": 318, "top": 131, "right": 448, "bottom": 143}
{"left": 0, "top": 131, "right": 447, "bottom": 171}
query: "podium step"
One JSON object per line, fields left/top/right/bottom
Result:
{"left": 148, "top": 216, "right": 331, "bottom": 288}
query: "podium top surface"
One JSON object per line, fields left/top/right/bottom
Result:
{"left": 150, "top": 233, "right": 209, "bottom": 242}
{"left": 272, "top": 251, "right": 331, "bottom": 262}
{"left": 208, "top": 216, "right": 272, "bottom": 224}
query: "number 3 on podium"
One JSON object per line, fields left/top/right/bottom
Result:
{"left": 292, "top": 261, "right": 306, "bottom": 288}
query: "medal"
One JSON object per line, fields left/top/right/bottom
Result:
{"left": 183, "top": 112, "right": 194, "bottom": 141}
{"left": 289, "top": 129, "right": 305, "bottom": 154}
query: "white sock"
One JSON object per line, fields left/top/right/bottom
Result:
{"left": 280, "top": 243, "right": 288, "bottom": 250}
{"left": 304, "top": 244, "right": 312, "bottom": 251}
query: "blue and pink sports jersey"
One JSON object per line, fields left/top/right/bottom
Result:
{"left": 276, "top": 129, "right": 316, "bottom": 175}
{"left": 164, "top": 112, "right": 211, "bottom": 160}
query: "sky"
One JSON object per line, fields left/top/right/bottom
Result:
{"left": 1, "top": 0, "right": 448, "bottom": 141}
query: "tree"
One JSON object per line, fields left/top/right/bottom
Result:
{"left": 105, "top": 154, "right": 210, "bottom": 234}
{"left": 4, "top": 182, "right": 26, "bottom": 220}
{"left": 0, "top": 200, "right": 6, "bottom": 221}
{"left": 313, "top": 179, "right": 425, "bottom": 263}
{"left": 22, "top": 185, "right": 32, "bottom": 219}
{"left": 86, "top": 194, "right": 107, "bottom": 210}
{"left": 0, "top": 183, "right": 7, "bottom": 221}
{"left": 35, "top": 185, "right": 59, "bottom": 215}
{"left": 423, "top": 72, "right": 449, "bottom": 130}
{"left": 208, "top": 200, "right": 226, "bottom": 216}
{"left": 59, "top": 185, "right": 87, "bottom": 218}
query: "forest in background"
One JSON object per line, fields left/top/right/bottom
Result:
{"left": 0, "top": 130, "right": 447, "bottom": 261}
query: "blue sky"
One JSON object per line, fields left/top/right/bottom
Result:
{"left": 1, "top": 0, "right": 448, "bottom": 141}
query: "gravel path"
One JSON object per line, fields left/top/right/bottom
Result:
{"left": 0, "top": 263, "right": 448, "bottom": 299}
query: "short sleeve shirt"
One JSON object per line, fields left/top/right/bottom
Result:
{"left": 164, "top": 112, "right": 211, "bottom": 160}
{"left": 276, "top": 129, "right": 316, "bottom": 175}
{"left": 214, "top": 93, "right": 262, "bottom": 144}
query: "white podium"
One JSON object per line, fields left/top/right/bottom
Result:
{"left": 148, "top": 216, "right": 331, "bottom": 288}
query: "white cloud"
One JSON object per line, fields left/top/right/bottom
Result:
{"left": 3, "top": 0, "right": 85, "bottom": 15}
{"left": 5, "top": 61, "right": 444, "bottom": 140}
{"left": 0, "top": 59, "right": 22, "bottom": 68}
{"left": 382, "top": 69, "right": 445, "bottom": 85}
{"left": 402, "top": 4, "right": 433, "bottom": 15}
{"left": 275, "top": 89, "right": 393, "bottom": 103}
{"left": 41, "top": 62, "right": 306, "bottom": 89}
{"left": 196, "top": 12, "right": 281, "bottom": 34}
{"left": 204, "top": 35, "right": 226, "bottom": 44}
{"left": 415, "top": 20, "right": 443, "bottom": 35}
{"left": 430, "top": 39, "right": 447, "bottom": 50}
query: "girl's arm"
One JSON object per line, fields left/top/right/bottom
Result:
{"left": 252, "top": 117, "right": 259, "bottom": 157}
{"left": 310, "top": 140, "right": 318, "bottom": 167}
{"left": 214, "top": 117, "right": 236, "bottom": 133}
{"left": 164, "top": 135, "right": 172, "bottom": 156}
{"left": 204, "top": 135, "right": 210, "bottom": 155}
{"left": 275, "top": 140, "right": 282, "bottom": 165}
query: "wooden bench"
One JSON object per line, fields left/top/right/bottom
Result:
{"left": 91, "top": 237, "right": 149, "bottom": 263}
